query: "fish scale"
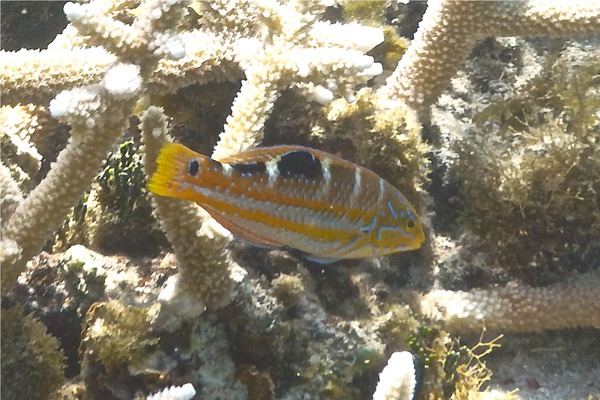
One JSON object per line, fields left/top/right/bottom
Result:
{"left": 148, "top": 142, "right": 424, "bottom": 262}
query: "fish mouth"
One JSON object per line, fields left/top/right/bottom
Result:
{"left": 403, "top": 227, "right": 425, "bottom": 251}
{"left": 414, "top": 227, "right": 426, "bottom": 247}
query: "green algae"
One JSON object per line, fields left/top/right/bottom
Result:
{"left": 54, "top": 139, "right": 167, "bottom": 256}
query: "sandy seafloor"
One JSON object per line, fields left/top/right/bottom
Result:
{"left": 477, "top": 331, "right": 600, "bottom": 399}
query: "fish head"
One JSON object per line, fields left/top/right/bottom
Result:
{"left": 375, "top": 218, "right": 424, "bottom": 254}
{"left": 375, "top": 194, "right": 425, "bottom": 254}
{"left": 148, "top": 142, "right": 215, "bottom": 202}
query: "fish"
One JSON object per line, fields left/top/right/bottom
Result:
{"left": 147, "top": 142, "right": 425, "bottom": 263}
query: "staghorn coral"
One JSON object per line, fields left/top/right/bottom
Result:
{"left": 205, "top": 0, "right": 385, "bottom": 159}
{"left": 372, "top": 351, "right": 416, "bottom": 400}
{"left": 0, "top": 0, "right": 192, "bottom": 293}
{"left": 0, "top": 0, "right": 385, "bottom": 297}
{"left": 3, "top": 0, "right": 600, "bottom": 399}
{"left": 1, "top": 1, "right": 400, "bottom": 396}
{"left": 421, "top": 269, "right": 600, "bottom": 333}
{"left": 146, "top": 384, "right": 196, "bottom": 400}
{"left": 0, "top": 48, "right": 117, "bottom": 105}
{"left": 1, "top": 62, "right": 143, "bottom": 293}
{"left": 384, "top": 0, "right": 600, "bottom": 109}
{"left": 141, "top": 106, "right": 241, "bottom": 315}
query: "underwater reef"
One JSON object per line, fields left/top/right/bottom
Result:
{"left": 1, "top": 1, "right": 599, "bottom": 399}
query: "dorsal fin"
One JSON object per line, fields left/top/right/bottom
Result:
{"left": 216, "top": 145, "right": 323, "bottom": 163}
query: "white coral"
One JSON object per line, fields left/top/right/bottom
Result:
{"left": 372, "top": 352, "right": 416, "bottom": 400}
{"left": 102, "top": 63, "right": 143, "bottom": 97}
{"left": 49, "top": 87, "right": 103, "bottom": 129}
{"left": 147, "top": 383, "right": 196, "bottom": 400}
{"left": 421, "top": 269, "right": 600, "bottom": 332}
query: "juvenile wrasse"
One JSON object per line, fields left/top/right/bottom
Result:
{"left": 148, "top": 143, "right": 424, "bottom": 262}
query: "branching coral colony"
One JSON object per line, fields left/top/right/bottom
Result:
{"left": 1, "top": 0, "right": 600, "bottom": 399}
{"left": 1, "top": 0, "right": 386, "bottom": 303}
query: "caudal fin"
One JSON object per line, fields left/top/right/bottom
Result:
{"left": 147, "top": 142, "right": 199, "bottom": 198}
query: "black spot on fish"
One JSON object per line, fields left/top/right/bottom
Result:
{"left": 278, "top": 150, "right": 322, "bottom": 179}
{"left": 188, "top": 160, "right": 199, "bottom": 176}
{"left": 231, "top": 162, "right": 267, "bottom": 176}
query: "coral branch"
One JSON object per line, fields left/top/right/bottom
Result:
{"left": 149, "top": 30, "right": 241, "bottom": 93}
{"left": 207, "top": 0, "right": 384, "bottom": 159}
{"left": 384, "top": 0, "right": 600, "bottom": 109}
{"left": 1, "top": 0, "right": 190, "bottom": 292}
{"left": 0, "top": 33, "right": 238, "bottom": 105}
{"left": 141, "top": 106, "right": 240, "bottom": 316}
{"left": 372, "top": 352, "right": 416, "bottom": 400}
{"left": 0, "top": 48, "right": 116, "bottom": 104}
{"left": 0, "top": 162, "right": 23, "bottom": 220}
{"left": 147, "top": 383, "right": 196, "bottom": 400}
{"left": 212, "top": 66, "right": 281, "bottom": 159}
{"left": 421, "top": 269, "right": 600, "bottom": 332}
{"left": 1, "top": 66, "right": 140, "bottom": 293}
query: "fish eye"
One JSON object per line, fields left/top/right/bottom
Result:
{"left": 407, "top": 220, "right": 415, "bottom": 229}
{"left": 188, "top": 160, "right": 199, "bottom": 176}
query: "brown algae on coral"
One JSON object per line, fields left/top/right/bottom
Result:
{"left": 453, "top": 52, "right": 600, "bottom": 271}
{"left": 1, "top": 306, "right": 66, "bottom": 400}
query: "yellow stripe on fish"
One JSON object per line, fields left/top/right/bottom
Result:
{"left": 148, "top": 142, "right": 425, "bottom": 262}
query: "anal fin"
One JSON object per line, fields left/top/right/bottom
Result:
{"left": 304, "top": 255, "right": 340, "bottom": 265}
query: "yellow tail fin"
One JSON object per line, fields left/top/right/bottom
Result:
{"left": 147, "top": 142, "right": 200, "bottom": 198}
